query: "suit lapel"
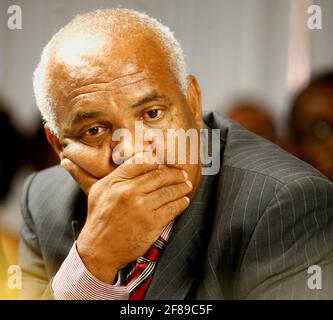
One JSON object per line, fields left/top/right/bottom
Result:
{"left": 144, "top": 173, "right": 218, "bottom": 299}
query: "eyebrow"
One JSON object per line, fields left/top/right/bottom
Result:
{"left": 129, "top": 91, "right": 169, "bottom": 109}
{"left": 72, "top": 111, "right": 106, "bottom": 125}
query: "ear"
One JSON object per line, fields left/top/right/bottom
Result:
{"left": 44, "top": 123, "right": 63, "bottom": 160}
{"left": 186, "top": 75, "right": 205, "bottom": 129}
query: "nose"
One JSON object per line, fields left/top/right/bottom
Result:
{"left": 111, "top": 127, "right": 134, "bottom": 165}
{"left": 111, "top": 122, "right": 153, "bottom": 165}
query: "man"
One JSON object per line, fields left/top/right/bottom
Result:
{"left": 20, "top": 9, "right": 333, "bottom": 300}
{"left": 283, "top": 71, "right": 333, "bottom": 182}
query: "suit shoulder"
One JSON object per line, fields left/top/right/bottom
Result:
{"left": 25, "top": 165, "right": 75, "bottom": 196}
{"left": 22, "top": 165, "right": 81, "bottom": 221}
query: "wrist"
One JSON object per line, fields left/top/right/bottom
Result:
{"left": 76, "top": 240, "right": 118, "bottom": 284}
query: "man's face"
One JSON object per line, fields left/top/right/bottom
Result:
{"left": 293, "top": 85, "right": 333, "bottom": 181}
{"left": 46, "top": 32, "right": 204, "bottom": 196}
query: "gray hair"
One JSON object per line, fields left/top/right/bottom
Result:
{"left": 33, "top": 9, "right": 188, "bottom": 135}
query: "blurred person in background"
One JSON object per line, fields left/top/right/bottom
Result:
{"left": 0, "top": 103, "right": 26, "bottom": 201}
{"left": 0, "top": 99, "right": 26, "bottom": 299}
{"left": 283, "top": 71, "right": 333, "bottom": 181}
{"left": 0, "top": 99, "right": 58, "bottom": 299}
{"left": 225, "top": 99, "right": 277, "bottom": 143}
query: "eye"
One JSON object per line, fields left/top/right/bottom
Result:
{"left": 143, "top": 108, "right": 164, "bottom": 121}
{"left": 83, "top": 126, "right": 107, "bottom": 137}
{"left": 79, "top": 125, "right": 109, "bottom": 146}
{"left": 82, "top": 126, "right": 108, "bottom": 139}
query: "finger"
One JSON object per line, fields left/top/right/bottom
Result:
{"left": 61, "top": 158, "right": 98, "bottom": 194}
{"left": 154, "top": 196, "right": 190, "bottom": 226}
{"left": 113, "top": 152, "right": 160, "bottom": 180}
{"left": 132, "top": 167, "right": 189, "bottom": 193}
{"left": 146, "top": 181, "right": 193, "bottom": 209}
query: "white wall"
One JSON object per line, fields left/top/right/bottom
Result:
{"left": 0, "top": 1, "right": 9, "bottom": 91}
{"left": 311, "top": 0, "right": 333, "bottom": 70}
{"left": 0, "top": 0, "right": 332, "bottom": 135}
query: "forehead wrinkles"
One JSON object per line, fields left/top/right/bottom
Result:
{"left": 68, "top": 73, "right": 151, "bottom": 106}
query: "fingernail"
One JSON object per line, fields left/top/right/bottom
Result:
{"left": 185, "top": 180, "right": 193, "bottom": 189}
{"left": 184, "top": 196, "right": 190, "bottom": 203}
{"left": 182, "top": 170, "right": 188, "bottom": 180}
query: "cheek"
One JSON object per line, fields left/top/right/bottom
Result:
{"left": 62, "top": 140, "right": 114, "bottom": 178}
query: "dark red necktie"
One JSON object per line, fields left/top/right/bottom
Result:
{"left": 126, "top": 237, "right": 166, "bottom": 300}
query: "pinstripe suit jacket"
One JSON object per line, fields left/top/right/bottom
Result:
{"left": 19, "top": 111, "right": 333, "bottom": 299}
